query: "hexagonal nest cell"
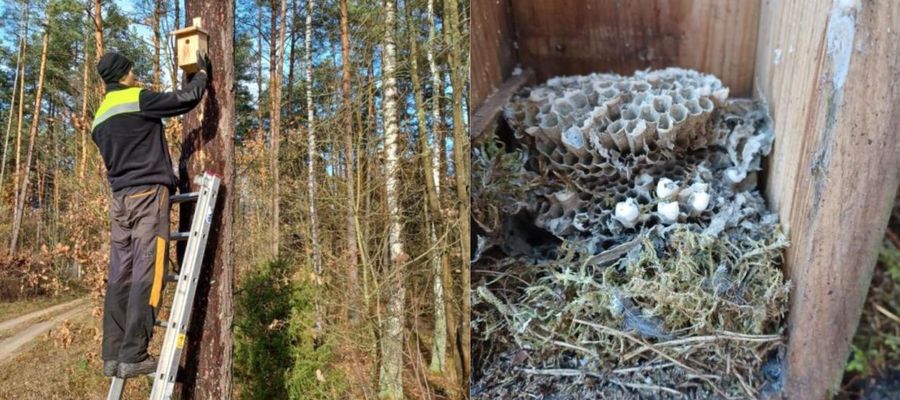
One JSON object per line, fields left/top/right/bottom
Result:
{"left": 472, "top": 68, "right": 791, "bottom": 399}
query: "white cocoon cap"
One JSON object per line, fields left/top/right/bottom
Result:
{"left": 678, "top": 181, "right": 709, "bottom": 203}
{"left": 689, "top": 192, "right": 710, "bottom": 213}
{"left": 687, "top": 182, "right": 709, "bottom": 194}
{"left": 656, "top": 178, "right": 678, "bottom": 199}
{"left": 614, "top": 198, "right": 640, "bottom": 228}
{"left": 657, "top": 201, "right": 679, "bottom": 224}
{"left": 725, "top": 168, "right": 746, "bottom": 184}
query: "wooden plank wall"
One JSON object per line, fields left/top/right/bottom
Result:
{"left": 510, "top": 0, "right": 760, "bottom": 96}
{"left": 471, "top": 0, "right": 518, "bottom": 111}
{"left": 754, "top": 0, "right": 900, "bottom": 398}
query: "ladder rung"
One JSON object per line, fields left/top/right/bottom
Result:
{"left": 165, "top": 273, "right": 179, "bottom": 283}
{"left": 154, "top": 319, "right": 168, "bottom": 328}
{"left": 170, "top": 231, "right": 190, "bottom": 241}
{"left": 169, "top": 192, "right": 199, "bottom": 204}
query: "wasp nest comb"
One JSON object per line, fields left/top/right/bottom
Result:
{"left": 505, "top": 68, "right": 728, "bottom": 160}
{"left": 473, "top": 68, "right": 790, "bottom": 399}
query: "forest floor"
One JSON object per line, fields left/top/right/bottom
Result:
{"left": 0, "top": 297, "right": 89, "bottom": 361}
{"left": 838, "top": 193, "right": 900, "bottom": 400}
{"left": 0, "top": 292, "right": 172, "bottom": 399}
{"left": 0, "top": 294, "right": 81, "bottom": 323}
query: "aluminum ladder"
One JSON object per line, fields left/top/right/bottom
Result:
{"left": 107, "top": 172, "right": 221, "bottom": 400}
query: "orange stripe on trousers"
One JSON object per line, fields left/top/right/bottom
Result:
{"left": 149, "top": 236, "right": 165, "bottom": 307}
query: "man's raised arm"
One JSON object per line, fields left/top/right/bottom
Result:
{"left": 139, "top": 52, "right": 211, "bottom": 118}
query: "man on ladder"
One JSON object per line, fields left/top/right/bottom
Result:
{"left": 91, "top": 50, "right": 210, "bottom": 379}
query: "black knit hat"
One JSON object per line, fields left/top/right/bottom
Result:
{"left": 96, "top": 52, "right": 133, "bottom": 84}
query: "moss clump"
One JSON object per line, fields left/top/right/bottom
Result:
{"left": 472, "top": 133, "right": 541, "bottom": 240}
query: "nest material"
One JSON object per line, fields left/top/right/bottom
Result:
{"left": 473, "top": 68, "right": 791, "bottom": 399}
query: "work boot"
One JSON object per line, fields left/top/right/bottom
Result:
{"left": 117, "top": 356, "right": 157, "bottom": 378}
{"left": 103, "top": 360, "right": 119, "bottom": 377}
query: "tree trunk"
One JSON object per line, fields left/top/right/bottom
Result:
{"left": 36, "top": 156, "right": 42, "bottom": 247}
{"left": 339, "top": 0, "right": 360, "bottom": 324}
{"left": 51, "top": 108, "right": 59, "bottom": 244}
{"left": 93, "top": 0, "right": 104, "bottom": 98}
{"left": 429, "top": 0, "right": 464, "bottom": 390}
{"left": 409, "top": 13, "right": 455, "bottom": 390}
{"left": 255, "top": 4, "right": 263, "bottom": 140}
{"left": 379, "top": 0, "right": 406, "bottom": 398}
{"left": 79, "top": 0, "right": 91, "bottom": 180}
{"left": 10, "top": 19, "right": 50, "bottom": 255}
{"left": 172, "top": 0, "right": 179, "bottom": 87}
{"left": 12, "top": 3, "right": 30, "bottom": 225}
{"left": 152, "top": 0, "right": 162, "bottom": 91}
{"left": 285, "top": 0, "right": 297, "bottom": 125}
{"left": 269, "top": 0, "right": 284, "bottom": 256}
{"left": 177, "top": 0, "right": 235, "bottom": 397}
{"left": 0, "top": 3, "right": 27, "bottom": 195}
{"left": 443, "top": 0, "right": 470, "bottom": 391}
{"left": 427, "top": 0, "right": 442, "bottom": 197}
{"left": 358, "top": 55, "right": 376, "bottom": 323}
{"left": 305, "top": 0, "right": 322, "bottom": 283}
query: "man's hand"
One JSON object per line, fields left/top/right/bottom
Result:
{"left": 196, "top": 50, "right": 211, "bottom": 76}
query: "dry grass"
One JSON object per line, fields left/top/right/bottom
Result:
{"left": 0, "top": 312, "right": 150, "bottom": 399}
{"left": 0, "top": 292, "right": 172, "bottom": 399}
{"left": 0, "top": 293, "right": 81, "bottom": 323}
{"left": 474, "top": 228, "right": 789, "bottom": 398}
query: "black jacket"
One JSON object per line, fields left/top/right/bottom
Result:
{"left": 91, "top": 72, "right": 207, "bottom": 192}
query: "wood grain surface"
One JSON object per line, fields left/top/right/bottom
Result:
{"left": 510, "top": 0, "right": 760, "bottom": 96}
{"left": 755, "top": 0, "right": 900, "bottom": 397}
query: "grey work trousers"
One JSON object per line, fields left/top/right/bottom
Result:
{"left": 102, "top": 184, "right": 170, "bottom": 363}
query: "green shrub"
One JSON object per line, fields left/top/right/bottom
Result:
{"left": 285, "top": 272, "right": 346, "bottom": 399}
{"left": 234, "top": 259, "right": 346, "bottom": 399}
{"left": 234, "top": 259, "right": 294, "bottom": 400}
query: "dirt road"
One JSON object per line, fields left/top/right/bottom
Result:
{"left": 0, "top": 298, "right": 91, "bottom": 364}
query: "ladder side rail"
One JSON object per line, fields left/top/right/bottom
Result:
{"left": 150, "top": 174, "right": 219, "bottom": 399}
{"left": 106, "top": 376, "right": 126, "bottom": 400}
{"left": 149, "top": 174, "right": 221, "bottom": 400}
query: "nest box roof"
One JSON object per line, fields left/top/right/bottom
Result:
{"left": 171, "top": 17, "right": 208, "bottom": 38}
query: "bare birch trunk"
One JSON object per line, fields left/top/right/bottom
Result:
{"left": 426, "top": 1, "right": 463, "bottom": 386}
{"left": 305, "top": 0, "right": 322, "bottom": 282}
{"left": 427, "top": 0, "right": 442, "bottom": 197}
{"left": 408, "top": 13, "right": 449, "bottom": 378}
{"left": 379, "top": 0, "right": 406, "bottom": 398}
{"left": 10, "top": 20, "right": 50, "bottom": 254}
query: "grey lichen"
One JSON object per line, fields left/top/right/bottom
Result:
{"left": 473, "top": 68, "right": 790, "bottom": 399}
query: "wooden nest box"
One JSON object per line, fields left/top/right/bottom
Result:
{"left": 172, "top": 17, "right": 208, "bottom": 74}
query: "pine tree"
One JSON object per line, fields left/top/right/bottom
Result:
{"left": 177, "top": 0, "right": 236, "bottom": 397}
